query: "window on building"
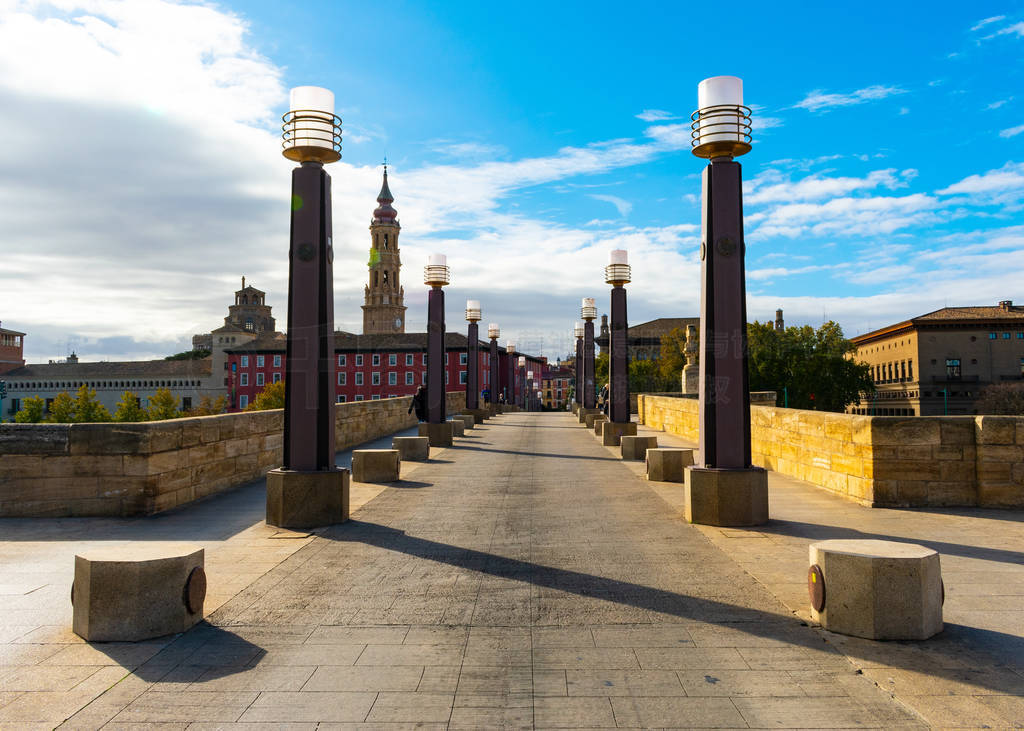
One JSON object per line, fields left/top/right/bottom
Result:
{"left": 445, "top": 373, "right": 449, "bottom": 385}
{"left": 372, "top": 354, "right": 380, "bottom": 366}
{"left": 405, "top": 372, "right": 414, "bottom": 385}
{"left": 338, "top": 372, "right": 346, "bottom": 386}
{"left": 273, "top": 372, "right": 281, "bottom": 383}
{"left": 370, "top": 372, "right": 380, "bottom": 385}
{"left": 460, "top": 353, "right": 467, "bottom": 365}
{"left": 256, "top": 355, "right": 264, "bottom": 368}
{"left": 459, "top": 371, "right": 467, "bottom": 384}
{"left": 406, "top": 354, "right": 413, "bottom": 366}
{"left": 182, "top": 397, "right": 192, "bottom": 411}
{"left": 422, "top": 371, "right": 427, "bottom": 384}
{"left": 338, "top": 354, "right": 346, "bottom": 366}
{"left": 388, "top": 372, "right": 397, "bottom": 385}
{"left": 1017, "top": 332, "right": 1024, "bottom": 339}
{"left": 908, "top": 360, "right": 913, "bottom": 380}
{"left": 239, "top": 395, "right": 248, "bottom": 408}
{"left": 445, "top": 353, "right": 449, "bottom": 365}
{"left": 355, "top": 372, "right": 364, "bottom": 386}
{"left": 1002, "top": 332, "right": 1011, "bottom": 339}
{"left": 355, "top": 354, "right": 363, "bottom": 366}
{"left": 989, "top": 333, "right": 998, "bottom": 340}
{"left": 274, "top": 355, "right": 281, "bottom": 367}
{"left": 1020, "top": 358, "right": 1024, "bottom": 377}
{"left": 900, "top": 361, "right": 906, "bottom": 381}
{"left": 256, "top": 373, "right": 264, "bottom": 386}
{"left": 240, "top": 373, "right": 249, "bottom": 386}
{"left": 946, "top": 359, "right": 961, "bottom": 379}
{"left": 389, "top": 354, "right": 397, "bottom": 366}
{"left": 241, "top": 356, "right": 249, "bottom": 367}
{"left": 354, "top": 395, "right": 364, "bottom": 401}
{"left": 336, "top": 395, "right": 344, "bottom": 403}
{"left": 368, "top": 394, "right": 379, "bottom": 400}
{"left": 422, "top": 353, "right": 427, "bottom": 365}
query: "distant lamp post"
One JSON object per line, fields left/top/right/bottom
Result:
{"left": 605, "top": 250, "right": 631, "bottom": 425}
{"left": 686, "top": 75, "right": 767, "bottom": 526}
{"left": 581, "top": 298, "right": 597, "bottom": 410}
{"left": 488, "top": 324, "right": 500, "bottom": 409}
{"left": 518, "top": 356, "right": 527, "bottom": 408}
{"left": 268, "top": 85, "right": 347, "bottom": 529}
{"left": 573, "top": 321, "right": 584, "bottom": 409}
{"left": 527, "top": 369, "right": 535, "bottom": 410}
{"left": 506, "top": 342, "right": 516, "bottom": 405}
{"left": 424, "top": 254, "right": 450, "bottom": 425}
{"left": 465, "top": 300, "right": 482, "bottom": 412}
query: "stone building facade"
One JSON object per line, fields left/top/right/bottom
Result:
{"left": 0, "top": 322, "right": 26, "bottom": 375}
{"left": 848, "top": 300, "right": 1024, "bottom": 416}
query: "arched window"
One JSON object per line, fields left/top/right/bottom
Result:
{"left": 383, "top": 233, "right": 389, "bottom": 249}
{"left": 245, "top": 318, "right": 254, "bottom": 332}
{"left": 373, "top": 271, "right": 379, "bottom": 288}
{"left": 382, "top": 270, "right": 389, "bottom": 287}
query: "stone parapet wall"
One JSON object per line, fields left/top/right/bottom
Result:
{"left": 637, "top": 394, "right": 1023, "bottom": 508}
{"left": 0, "top": 392, "right": 464, "bottom": 518}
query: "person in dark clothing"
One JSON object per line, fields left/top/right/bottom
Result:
{"left": 408, "top": 385, "right": 427, "bottom": 421}
{"left": 599, "top": 383, "right": 610, "bottom": 414}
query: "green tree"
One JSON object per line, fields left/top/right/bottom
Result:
{"left": 47, "top": 391, "right": 75, "bottom": 423}
{"left": 147, "top": 388, "right": 181, "bottom": 420}
{"left": 71, "top": 384, "right": 112, "bottom": 422}
{"left": 114, "top": 391, "right": 148, "bottom": 422}
{"left": 629, "top": 359, "right": 666, "bottom": 393}
{"left": 165, "top": 349, "right": 211, "bottom": 361}
{"left": 595, "top": 352, "right": 609, "bottom": 394}
{"left": 186, "top": 394, "right": 228, "bottom": 416}
{"left": 247, "top": 380, "right": 285, "bottom": 411}
{"left": 14, "top": 395, "right": 45, "bottom": 423}
{"left": 657, "top": 327, "right": 689, "bottom": 391}
{"left": 747, "top": 320, "right": 873, "bottom": 412}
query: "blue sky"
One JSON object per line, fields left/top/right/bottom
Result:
{"left": 1, "top": 0, "right": 1023, "bottom": 362}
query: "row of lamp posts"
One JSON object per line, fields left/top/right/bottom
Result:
{"left": 272, "top": 74, "right": 766, "bottom": 530}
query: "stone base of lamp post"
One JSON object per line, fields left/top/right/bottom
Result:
{"left": 419, "top": 421, "right": 454, "bottom": 447}
{"left": 266, "top": 468, "right": 349, "bottom": 529}
{"left": 683, "top": 466, "right": 768, "bottom": 527}
{"left": 682, "top": 364, "right": 699, "bottom": 395}
{"left": 601, "top": 421, "right": 637, "bottom": 446}
{"left": 464, "top": 408, "right": 490, "bottom": 423}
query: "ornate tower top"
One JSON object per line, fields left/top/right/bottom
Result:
{"left": 372, "top": 164, "right": 399, "bottom": 224}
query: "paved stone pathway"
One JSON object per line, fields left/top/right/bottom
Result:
{"left": 32, "top": 412, "right": 929, "bottom": 728}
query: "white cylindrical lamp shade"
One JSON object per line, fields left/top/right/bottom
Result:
{"left": 518, "top": 356, "right": 526, "bottom": 367}
{"left": 466, "top": 299, "right": 481, "bottom": 321}
{"left": 574, "top": 321, "right": 584, "bottom": 338}
{"left": 282, "top": 86, "right": 341, "bottom": 163}
{"left": 424, "top": 253, "right": 450, "bottom": 285}
{"left": 506, "top": 342, "right": 516, "bottom": 353}
{"left": 605, "top": 249, "right": 631, "bottom": 284}
{"left": 488, "top": 324, "right": 500, "bottom": 339}
{"left": 692, "top": 76, "right": 751, "bottom": 158}
{"left": 609, "top": 249, "right": 628, "bottom": 265}
{"left": 527, "top": 370, "right": 534, "bottom": 380}
{"left": 581, "top": 297, "right": 597, "bottom": 320}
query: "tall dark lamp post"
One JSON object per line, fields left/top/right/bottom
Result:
{"left": 487, "top": 323, "right": 500, "bottom": 412}
{"left": 603, "top": 250, "right": 637, "bottom": 446}
{"left": 573, "top": 321, "right": 584, "bottom": 412}
{"left": 506, "top": 342, "right": 516, "bottom": 407}
{"left": 419, "top": 254, "right": 454, "bottom": 446}
{"left": 578, "top": 298, "right": 598, "bottom": 421}
{"left": 267, "top": 86, "right": 348, "bottom": 529}
{"left": 526, "top": 369, "right": 535, "bottom": 411}
{"left": 685, "top": 75, "right": 767, "bottom": 526}
{"left": 465, "top": 300, "right": 481, "bottom": 415}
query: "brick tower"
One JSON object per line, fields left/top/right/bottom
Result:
{"left": 362, "top": 166, "right": 407, "bottom": 334}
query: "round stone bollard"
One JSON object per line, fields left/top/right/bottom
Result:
{"left": 72, "top": 543, "right": 206, "bottom": 642}
{"left": 808, "top": 539, "right": 943, "bottom": 640}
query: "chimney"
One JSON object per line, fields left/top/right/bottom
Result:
{"left": 999, "top": 300, "right": 1013, "bottom": 311}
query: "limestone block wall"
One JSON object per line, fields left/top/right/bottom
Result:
{"left": 0, "top": 392, "right": 464, "bottom": 518}
{"left": 637, "top": 394, "right": 1024, "bottom": 508}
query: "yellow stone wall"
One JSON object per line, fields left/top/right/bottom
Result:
{"left": 637, "top": 394, "right": 1024, "bottom": 508}
{"left": 0, "top": 392, "right": 463, "bottom": 518}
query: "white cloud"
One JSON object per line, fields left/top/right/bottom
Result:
{"left": 749, "top": 193, "right": 940, "bottom": 239}
{"left": 986, "top": 99, "right": 1010, "bottom": 110}
{"left": 971, "top": 15, "right": 1006, "bottom": 31}
{"left": 745, "top": 168, "right": 915, "bottom": 205}
{"left": 995, "top": 21, "right": 1024, "bottom": 38}
{"left": 794, "top": 85, "right": 906, "bottom": 112}
{"left": 935, "top": 161, "right": 1024, "bottom": 207}
{"left": 636, "top": 109, "right": 677, "bottom": 122}
{"left": 1000, "top": 124, "right": 1024, "bottom": 138}
{"left": 589, "top": 194, "right": 632, "bottom": 217}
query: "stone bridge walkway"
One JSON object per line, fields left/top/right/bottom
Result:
{"left": 0, "top": 411, "right": 1022, "bottom": 728}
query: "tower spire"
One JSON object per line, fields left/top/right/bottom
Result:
{"left": 373, "top": 162, "right": 397, "bottom": 223}
{"left": 363, "top": 164, "right": 406, "bottom": 334}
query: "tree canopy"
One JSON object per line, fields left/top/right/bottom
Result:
{"left": 114, "top": 391, "right": 148, "bottom": 422}
{"left": 147, "top": 388, "right": 181, "bottom": 420}
{"left": 165, "top": 349, "right": 211, "bottom": 361}
{"left": 14, "top": 395, "right": 45, "bottom": 423}
{"left": 247, "top": 380, "right": 285, "bottom": 411}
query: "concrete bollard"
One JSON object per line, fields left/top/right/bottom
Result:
{"left": 448, "top": 418, "right": 466, "bottom": 437}
{"left": 351, "top": 449, "right": 401, "bottom": 483}
{"left": 602, "top": 421, "right": 637, "bottom": 446}
{"left": 808, "top": 539, "right": 943, "bottom": 640}
{"left": 392, "top": 436, "right": 429, "bottom": 461}
{"left": 646, "top": 448, "right": 694, "bottom": 482}
{"left": 621, "top": 435, "right": 658, "bottom": 460}
{"left": 73, "top": 544, "right": 206, "bottom": 641}
{"left": 582, "top": 410, "right": 603, "bottom": 427}
{"left": 453, "top": 414, "right": 475, "bottom": 430}
{"left": 589, "top": 413, "right": 609, "bottom": 433}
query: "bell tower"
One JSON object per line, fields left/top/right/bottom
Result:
{"left": 362, "top": 164, "right": 407, "bottom": 334}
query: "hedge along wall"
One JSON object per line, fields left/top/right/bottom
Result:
{"left": 637, "top": 394, "right": 1024, "bottom": 508}
{"left": 0, "top": 392, "right": 466, "bottom": 518}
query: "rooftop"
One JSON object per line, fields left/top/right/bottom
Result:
{"left": 4, "top": 358, "right": 212, "bottom": 379}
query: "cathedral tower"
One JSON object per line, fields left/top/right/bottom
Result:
{"left": 362, "top": 167, "right": 407, "bottom": 334}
